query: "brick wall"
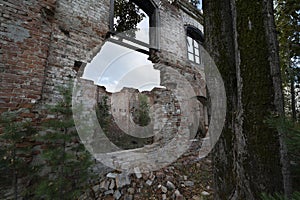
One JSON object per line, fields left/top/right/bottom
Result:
{"left": 0, "top": 0, "right": 205, "bottom": 120}
{"left": 41, "top": 0, "right": 110, "bottom": 106}
{"left": 0, "top": 0, "right": 207, "bottom": 196}
{"left": 0, "top": 0, "right": 110, "bottom": 121}
{"left": 0, "top": 0, "right": 55, "bottom": 119}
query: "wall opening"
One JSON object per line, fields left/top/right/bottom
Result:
{"left": 186, "top": 25, "right": 204, "bottom": 64}
{"left": 109, "top": 0, "right": 159, "bottom": 54}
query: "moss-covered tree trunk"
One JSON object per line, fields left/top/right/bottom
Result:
{"left": 203, "top": 0, "right": 291, "bottom": 199}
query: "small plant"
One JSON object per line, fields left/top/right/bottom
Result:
{"left": 261, "top": 191, "right": 300, "bottom": 200}
{"left": 136, "top": 94, "right": 151, "bottom": 126}
{"left": 34, "top": 83, "right": 93, "bottom": 200}
{"left": 96, "top": 95, "right": 110, "bottom": 132}
{"left": 0, "top": 113, "right": 37, "bottom": 200}
{"left": 266, "top": 116, "right": 300, "bottom": 198}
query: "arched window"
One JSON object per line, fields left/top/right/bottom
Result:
{"left": 186, "top": 25, "right": 204, "bottom": 64}
{"left": 109, "top": 0, "right": 159, "bottom": 54}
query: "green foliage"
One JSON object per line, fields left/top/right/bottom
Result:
{"left": 189, "top": 0, "right": 201, "bottom": 8}
{"left": 261, "top": 191, "right": 300, "bottom": 200}
{"left": 137, "top": 94, "right": 151, "bottom": 126}
{"left": 0, "top": 113, "right": 37, "bottom": 199}
{"left": 95, "top": 94, "right": 152, "bottom": 149}
{"left": 114, "top": 0, "right": 146, "bottom": 37}
{"left": 34, "top": 83, "right": 93, "bottom": 200}
{"left": 96, "top": 95, "right": 110, "bottom": 131}
{"left": 131, "top": 94, "right": 151, "bottom": 126}
{"left": 267, "top": 116, "right": 300, "bottom": 192}
{"left": 275, "top": 0, "right": 300, "bottom": 65}
{"left": 275, "top": 0, "right": 300, "bottom": 119}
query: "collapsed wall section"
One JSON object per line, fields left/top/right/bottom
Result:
{"left": 0, "top": 0, "right": 207, "bottom": 170}
{"left": 0, "top": 0, "right": 206, "bottom": 123}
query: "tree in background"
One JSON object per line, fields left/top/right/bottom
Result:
{"left": 273, "top": 2, "right": 300, "bottom": 197}
{"left": 275, "top": 0, "right": 300, "bottom": 121}
{"left": 267, "top": 117, "right": 300, "bottom": 195}
{"left": 96, "top": 95, "right": 110, "bottom": 132}
{"left": 34, "top": 84, "right": 92, "bottom": 200}
{"left": 137, "top": 94, "right": 151, "bottom": 127}
{"left": 113, "top": 0, "right": 145, "bottom": 37}
{"left": 189, "top": 0, "right": 201, "bottom": 9}
{"left": 261, "top": 191, "right": 300, "bottom": 200}
{"left": 204, "top": 0, "right": 290, "bottom": 199}
{"left": 0, "top": 114, "right": 37, "bottom": 199}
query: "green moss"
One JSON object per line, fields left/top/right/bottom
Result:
{"left": 236, "top": 0, "right": 283, "bottom": 195}
{"left": 205, "top": 0, "right": 285, "bottom": 198}
{"left": 206, "top": 1, "right": 238, "bottom": 198}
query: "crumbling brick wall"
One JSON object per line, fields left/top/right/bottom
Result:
{"left": 0, "top": 0, "right": 208, "bottom": 197}
{"left": 0, "top": 0, "right": 56, "bottom": 118}
{"left": 1, "top": 0, "right": 206, "bottom": 173}
{"left": 0, "top": 0, "right": 110, "bottom": 121}
{"left": 0, "top": 0, "right": 205, "bottom": 121}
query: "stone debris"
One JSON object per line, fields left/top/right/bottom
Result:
{"left": 146, "top": 179, "right": 153, "bottom": 186}
{"left": 176, "top": 194, "right": 184, "bottom": 200}
{"left": 133, "top": 167, "right": 142, "bottom": 179}
{"left": 184, "top": 180, "right": 194, "bottom": 187}
{"left": 192, "top": 196, "right": 201, "bottom": 200}
{"left": 174, "top": 189, "right": 181, "bottom": 196}
{"left": 183, "top": 175, "right": 188, "bottom": 181}
{"left": 166, "top": 180, "right": 176, "bottom": 190}
{"left": 106, "top": 172, "right": 118, "bottom": 179}
{"left": 127, "top": 187, "right": 135, "bottom": 195}
{"left": 160, "top": 185, "right": 168, "bottom": 193}
{"left": 124, "top": 194, "right": 133, "bottom": 200}
{"left": 149, "top": 173, "right": 156, "bottom": 181}
{"left": 115, "top": 173, "right": 131, "bottom": 188}
{"left": 109, "top": 179, "right": 115, "bottom": 189}
{"left": 79, "top": 142, "right": 213, "bottom": 200}
{"left": 100, "top": 180, "right": 109, "bottom": 191}
{"left": 166, "top": 175, "right": 174, "bottom": 181}
{"left": 162, "top": 194, "right": 167, "bottom": 200}
{"left": 156, "top": 171, "right": 165, "bottom": 179}
{"left": 113, "top": 190, "right": 121, "bottom": 200}
{"left": 92, "top": 184, "right": 100, "bottom": 192}
{"left": 201, "top": 191, "right": 210, "bottom": 196}
{"left": 104, "top": 190, "right": 114, "bottom": 195}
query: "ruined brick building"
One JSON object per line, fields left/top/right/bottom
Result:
{"left": 0, "top": 0, "right": 213, "bottom": 198}
{"left": 0, "top": 0, "right": 205, "bottom": 119}
{"left": 1, "top": 0, "right": 208, "bottom": 171}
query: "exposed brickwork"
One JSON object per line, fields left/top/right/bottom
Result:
{"left": 0, "top": 0, "right": 205, "bottom": 120}
{"left": 0, "top": 0, "right": 110, "bottom": 120}
{"left": 0, "top": 0, "right": 55, "bottom": 117}
{"left": 1, "top": 0, "right": 207, "bottom": 198}
{"left": 155, "top": 0, "right": 206, "bottom": 97}
{"left": 41, "top": 0, "right": 110, "bottom": 107}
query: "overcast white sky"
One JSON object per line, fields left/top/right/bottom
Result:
{"left": 82, "top": 1, "right": 203, "bottom": 93}
{"left": 82, "top": 41, "right": 161, "bottom": 93}
{"left": 82, "top": 13, "right": 162, "bottom": 93}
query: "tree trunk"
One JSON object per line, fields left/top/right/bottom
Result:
{"left": 203, "top": 0, "right": 291, "bottom": 199}
{"left": 291, "top": 75, "right": 296, "bottom": 120}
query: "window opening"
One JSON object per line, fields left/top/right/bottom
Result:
{"left": 188, "top": 0, "right": 202, "bottom": 10}
{"left": 109, "top": 0, "right": 159, "bottom": 54}
{"left": 186, "top": 25, "right": 204, "bottom": 64}
{"left": 187, "top": 36, "right": 201, "bottom": 64}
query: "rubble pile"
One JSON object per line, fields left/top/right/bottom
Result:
{"left": 81, "top": 141, "right": 213, "bottom": 200}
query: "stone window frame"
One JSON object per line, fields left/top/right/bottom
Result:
{"left": 185, "top": 25, "right": 204, "bottom": 64}
{"left": 109, "top": 0, "right": 160, "bottom": 54}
